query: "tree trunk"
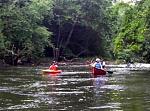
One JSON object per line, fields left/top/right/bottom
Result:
{"left": 62, "top": 21, "right": 76, "bottom": 50}
{"left": 53, "top": 47, "right": 60, "bottom": 61}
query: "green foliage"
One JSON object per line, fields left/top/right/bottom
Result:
{"left": 0, "top": 0, "right": 53, "bottom": 64}
{"left": 112, "top": 0, "right": 150, "bottom": 62}
{"left": 1, "top": 0, "right": 150, "bottom": 64}
{"left": 51, "top": 0, "right": 112, "bottom": 57}
{"left": 27, "top": 0, "right": 53, "bottom": 21}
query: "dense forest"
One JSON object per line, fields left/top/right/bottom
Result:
{"left": 0, "top": 0, "right": 150, "bottom": 65}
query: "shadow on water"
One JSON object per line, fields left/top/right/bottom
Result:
{"left": 0, "top": 65, "right": 150, "bottom": 111}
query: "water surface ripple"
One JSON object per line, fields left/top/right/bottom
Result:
{"left": 0, "top": 67, "right": 150, "bottom": 111}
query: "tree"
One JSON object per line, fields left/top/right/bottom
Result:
{"left": 112, "top": 1, "right": 150, "bottom": 62}
{"left": 47, "top": 0, "right": 112, "bottom": 60}
{"left": 0, "top": 0, "right": 53, "bottom": 65}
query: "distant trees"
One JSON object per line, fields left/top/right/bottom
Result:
{"left": 47, "top": 0, "right": 112, "bottom": 60}
{"left": 1, "top": 0, "right": 150, "bottom": 65}
{"left": 110, "top": 0, "right": 150, "bottom": 62}
{"left": 0, "top": 0, "right": 113, "bottom": 65}
{"left": 0, "top": 0, "right": 53, "bottom": 65}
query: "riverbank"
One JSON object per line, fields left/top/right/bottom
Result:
{"left": 58, "top": 61, "right": 150, "bottom": 71}
{"left": 1, "top": 58, "right": 150, "bottom": 71}
{"left": 106, "top": 63, "right": 150, "bottom": 71}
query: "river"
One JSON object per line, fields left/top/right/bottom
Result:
{"left": 0, "top": 65, "right": 150, "bottom": 111}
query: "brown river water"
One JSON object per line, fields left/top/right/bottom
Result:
{"left": 0, "top": 65, "right": 150, "bottom": 111}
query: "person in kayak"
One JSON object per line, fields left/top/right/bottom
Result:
{"left": 91, "top": 58, "right": 103, "bottom": 69}
{"left": 49, "top": 61, "right": 58, "bottom": 70}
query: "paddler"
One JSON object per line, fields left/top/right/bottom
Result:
{"left": 91, "top": 58, "right": 103, "bottom": 69}
{"left": 49, "top": 61, "right": 58, "bottom": 70}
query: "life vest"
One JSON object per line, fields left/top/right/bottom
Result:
{"left": 95, "top": 63, "right": 102, "bottom": 69}
{"left": 49, "top": 65, "right": 57, "bottom": 70}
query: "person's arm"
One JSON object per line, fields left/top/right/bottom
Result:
{"left": 91, "top": 62, "right": 96, "bottom": 67}
{"left": 55, "top": 65, "right": 58, "bottom": 69}
{"left": 103, "top": 61, "right": 105, "bottom": 66}
{"left": 100, "top": 63, "right": 103, "bottom": 69}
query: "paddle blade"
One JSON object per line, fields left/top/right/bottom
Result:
{"left": 107, "top": 71, "right": 113, "bottom": 74}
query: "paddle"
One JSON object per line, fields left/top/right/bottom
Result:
{"left": 107, "top": 70, "right": 113, "bottom": 74}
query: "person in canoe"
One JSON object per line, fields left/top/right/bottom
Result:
{"left": 91, "top": 58, "right": 103, "bottom": 69}
{"left": 42, "top": 61, "right": 62, "bottom": 74}
{"left": 49, "top": 61, "right": 58, "bottom": 70}
{"left": 90, "top": 58, "right": 107, "bottom": 76}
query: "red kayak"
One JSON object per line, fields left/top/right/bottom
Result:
{"left": 42, "top": 69, "right": 62, "bottom": 74}
{"left": 92, "top": 68, "right": 106, "bottom": 76}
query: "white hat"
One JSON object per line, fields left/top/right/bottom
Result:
{"left": 96, "top": 58, "right": 100, "bottom": 62}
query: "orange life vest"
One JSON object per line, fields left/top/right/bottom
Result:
{"left": 49, "top": 65, "right": 57, "bottom": 70}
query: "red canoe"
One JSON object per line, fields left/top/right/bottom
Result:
{"left": 92, "top": 68, "right": 106, "bottom": 76}
{"left": 42, "top": 69, "right": 62, "bottom": 74}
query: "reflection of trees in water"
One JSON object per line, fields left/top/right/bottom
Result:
{"left": 41, "top": 73, "right": 62, "bottom": 109}
{"left": 93, "top": 76, "right": 108, "bottom": 95}
{"left": 42, "top": 73, "right": 61, "bottom": 91}
{"left": 90, "top": 76, "right": 109, "bottom": 109}
{"left": 94, "top": 77, "right": 106, "bottom": 86}
{"left": 93, "top": 77, "right": 107, "bottom": 87}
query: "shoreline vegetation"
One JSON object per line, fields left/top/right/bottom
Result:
{"left": 0, "top": 57, "right": 150, "bottom": 71}
{"left": 1, "top": 0, "right": 150, "bottom": 67}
